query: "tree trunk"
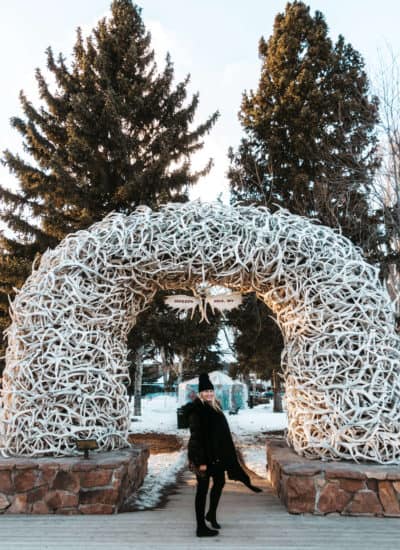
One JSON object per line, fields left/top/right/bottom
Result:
{"left": 246, "top": 375, "right": 254, "bottom": 408}
{"left": 177, "top": 355, "right": 183, "bottom": 385}
{"left": 160, "top": 347, "right": 169, "bottom": 391}
{"left": 272, "top": 369, "right": 283, "bottom": 413}
{"left": 134, "top": 349, "right": 144, "bottom": 416}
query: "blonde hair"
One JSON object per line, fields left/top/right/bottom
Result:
{"left": 198, "top": 392, "right": 222, "bottom": 412}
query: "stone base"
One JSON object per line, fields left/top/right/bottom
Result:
{"left": 0, "top": 445, "right": 149, "bottom": 514}
{"left": 267, "top": 438, "right": 400, "bottom": 517}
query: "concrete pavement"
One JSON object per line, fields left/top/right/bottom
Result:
{"left": 0, "top": 470, "right": 399, "bottom": 550}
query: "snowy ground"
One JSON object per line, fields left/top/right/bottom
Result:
{"left": 128, "top": 395, "right": 288, "bottom": 509}
{"left": 130, "top": 394, "right": 287, "bottom": 436}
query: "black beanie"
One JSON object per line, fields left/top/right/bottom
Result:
{"left": 198, "top": 372, "right": 214, "bottom": 392}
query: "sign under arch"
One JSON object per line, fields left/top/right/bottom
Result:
{"left": 1, "top": 202, "right": 400, "bottom": 463}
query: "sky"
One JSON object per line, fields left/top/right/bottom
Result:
{"left": 1, "top": 0, "right": 400, "bottom": 207}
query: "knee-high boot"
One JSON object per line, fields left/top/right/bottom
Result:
{"left": 195, "top": 474, "right": 218, "bottom": 537}
{"left": 206, "top": 468, "right": 225, "bottom": 529}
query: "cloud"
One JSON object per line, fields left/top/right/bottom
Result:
{"left": 144, "top": 18, "right": 230, "bottom": 203}
{"left": 189, "top": 133, "right": 231, "bottom": 204}
{"left": 147, "top": 19, "right": 192, "bottom": 77}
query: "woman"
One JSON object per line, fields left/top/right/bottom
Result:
{"left": 183, "top": 373, "right": 262, "bottom": 538}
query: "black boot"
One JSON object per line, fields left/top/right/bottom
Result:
{"left": 205, "top": 511, "right": 221, "bottom": 529}
{"left": 196, "top": 525, "right": 219, "bottom": 537}
{"left": 195, "top": 473, "right": 217, "bottom": 537}
{"left": 247, "top": 483, "right": 262, "bottom": 493}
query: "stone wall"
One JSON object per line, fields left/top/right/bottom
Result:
{"left": 267, "top": 438, "right": 400, "bottom": 516}
{"left": 0, "top": 445, "right": 149, "bottom": 514}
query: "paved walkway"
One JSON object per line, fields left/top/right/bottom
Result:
{"left": 1, "top": 470, "right": 399, "bottom": 550}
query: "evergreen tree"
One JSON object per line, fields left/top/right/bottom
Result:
{"left": 227, "top": 1, "right": 381, "bottom": 380}
{"left": 128, "top": 290, "right": 223, "bottom": 391}
{"left": 228, "top": 294, "right": 283, "bottom": 380}
{"left": 228, "top": 0, "right": 380, "bottom": 253}
{"left": 0, "top": 0, "right": 218, "bottom": 372}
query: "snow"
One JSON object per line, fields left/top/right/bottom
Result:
{"left": 131, "top": 394, "right": 179, "bottom": 433}
{"left": 130, "top": 394, "right": 287, "bottom": 436}
{"left": 129, "top": 394, "right": 288, "bottom": 509}
{"left": 128, "top": 450, "right": 187, "bottom": 510}
{"left": 228, "top": 405, "right": 288, "bottom": 436}
{"left": 240, "top": 445, "right": 269, "bottom": 478}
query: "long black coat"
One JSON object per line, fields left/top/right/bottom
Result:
{"left": 182, "top": 398, "right": 255, "bottom": 489}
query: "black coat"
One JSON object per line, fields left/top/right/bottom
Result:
{"left": 182, "top": 398, "right": 260, "bottom": 491}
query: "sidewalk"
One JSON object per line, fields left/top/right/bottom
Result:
{"left": 1, "top": 470, "right": 399, "bottom": 550}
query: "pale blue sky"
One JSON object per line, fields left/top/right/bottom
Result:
{"left": 1, "top": 0, "right": 400, "bottom": 204}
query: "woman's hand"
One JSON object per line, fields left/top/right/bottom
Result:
{"left": 199, "top": 464, "right": 207, "bottom": 472}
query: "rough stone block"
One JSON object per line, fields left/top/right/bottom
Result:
{"left": 378, "top": 481, "right": 400, "bottom": 516}
{"left": 14, "top": 469, "right": 37, "bottom": 492}
{"left": 39, "top": 466, "right": 59, "bottom": 486}
{"left": 0, "top": 461, "right": 15, "bottom": 471}
{"left": 286, "top": 476, "right": 316, "bottom": 513}
{"left": 31, "top": 501, "right": 50, "bottom": 514}
{"left": 379, "top": 468, "right": 400, "bottom": 480}
{"left": 364, "top": 469, "right": 387, "bottom": 481}
{"left": 318, "top": 482, "right": 352, "bottom": 513}
{"left": 128, "top": 461, "right": 137, "bottom": 479}
{"left": 79, "top": 487, "right": 119, "bottom": 505}
{"left": 80, "top": 503, "right": 115, "bottom": 514}
{"left": 95, "top": 457, "right": 123, "bottom": 470}
{"left": 268, "top": 461, "right": 282, "bottom": 493}
{"left": 0, "top": 493, "right": 11, "bottom": 511}
{"left": 338, "top": 479, "right": 365, "bottom": 493}
{"left": 367, "top": 479, "right": 378, "bottom": 492}
{"left": 53, "top": 470, "right": 80, "bottom": 492}
{"left": 0, "top": 471, "right": 13, "bottom": 493}
{"left": 283, "top": 463, "right": 322, "bottom": 476}
{"left": 347, "top": 491, "right": 383, "bottom": 515}
{"left": 393, "top": 481, "right": 400, "bottom": 493}
{"left": 325, "top": 465, "right": 366, "bottom": 480}
{"left": 8, "top": 494, "right": 29, "bottom": 514}
{"left": 71, "top": 462, "right": 98, "bottom": 472}
{"left": 80, "top": 469, "right": 112, "bottom": 488}
{"left": 46, "top": 490, "right": 79, "bottom": 510}
{"left": 15, "top": 461, "right": 37, "bottom": 470}
{"left": 26, "top": 485, "right": 48, "bottom": 504}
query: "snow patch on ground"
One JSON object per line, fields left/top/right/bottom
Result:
{"left": 239, "top": 445, "right": 268, "bottom": 479}
{"left": 229, "top": 404, "right": 288, "bottom": 437}
{"left": 130, "top": 394, "right": 180, "bottom": 434}
{"left": 128, "top": 450, "right": 187, "bottom": 510}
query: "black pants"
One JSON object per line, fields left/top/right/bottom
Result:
{"left": 195, "top": 464, "right": 225, "bottom": 528}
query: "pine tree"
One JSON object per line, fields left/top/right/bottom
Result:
{"left": 228, "top": 0, "right": 380, "bottom": 253}
{"left": 0, "top": 0, "right": 218, "bottom": 372}
{"left": 227, "top": 1, "right": 381, "bottom": 381}
{"left": 228, "top": 294, "right": 283, "bottom": 380}
{"left": 128, "top": 290, "right": 223, "bottom": 392}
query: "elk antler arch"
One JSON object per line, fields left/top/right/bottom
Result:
{"left": 2, "top": 202, "right": 400, "bottom": 462}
